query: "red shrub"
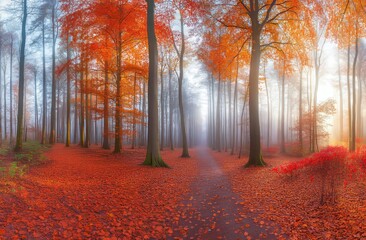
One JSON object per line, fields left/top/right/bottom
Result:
{"left": 273, "top": 146, "right": 348, "bottom": 205}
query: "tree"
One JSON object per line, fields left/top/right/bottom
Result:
{"left": 143, "top": 0, "right": 169, "bottom": 167}
{"left": 14, "top": 0, "right": 28, "bottom": 151}
{"left": 49, "top": 0, "right": 58, "bottom": 144}
{"left": 171, "top": 4, "right": 190, "bottom": 158}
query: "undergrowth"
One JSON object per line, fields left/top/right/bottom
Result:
{"left": 0, "top": 141, "right": 50, "bottom": 179}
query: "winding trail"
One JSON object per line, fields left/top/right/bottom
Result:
{"left": 173, "top": 148, "right": 275, "bottom": 239}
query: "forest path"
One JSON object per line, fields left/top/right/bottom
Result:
{"left": 173, "top": 148, "right": 274, "bottom": 239}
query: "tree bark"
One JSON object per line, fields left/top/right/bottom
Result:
{"left": 49, "top": 1, "right": 57, "bottom": 144}
{"left": 14, "top": 0, "right": 27, "bottom": 151}
{"left": 103, "top": 61, "right": 110, "bottom": 149}
{"left": 66, "top": 34, "right": 71, "bottom": 147}
{"left": 245, "top": 24, "right": 265, "bottom": 167}
{"left": 350, "top": 36, "right": 358, "bottom": 152}
{"left": 143, "top": 0, "right": 168, "bottom": 167}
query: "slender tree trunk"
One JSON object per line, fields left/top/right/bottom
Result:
{"left": 174, "top": 12, "right": 189, "bottom": 158}
{"left": 132, "top": 71, "right": 137, "bottom": 149}
{"left": 338, "top": 49, "right": 344, "bottom": 141}
{"left": 66, "top": 35, "right": 71, "bottom": 147}
{"left": 41, "top": 23, "right": 47, "bottom": 144}
{"left": 34, "top": 70, "right": 38, "bottom": 140}
{"left": 160, "top": 55, "right": 164, "bottom": 151}
{"left": 3, "top": 59, "right": 7, "bottom": 141}
{"left": 347, "top": 44, "right": 351, "bottom": 150}
{"left": 216, "top": 73, "right": 221, "bottom": 152}
{"left": 140, "top": 80, "right": 146, "bottom": 147}
{"left": 264, "top": 64, "right": 271, "bottom": 149}
{"left": 14, "top": 0, "right": 27, "bottom": 151}
{"left": 79, "top": 65, "right": 85, "bottom": 146}
{"left": 280, "top": 60, "right": 286, "bottom": 154}
{"left": 231, "top": 56, "right": 239, "bottom": 155}
{"left": 73, "top": 74, "right": 78, "bottom": 144}
{"left": 49, "top": 1, "right": 57, "bottom": 144}
{"left": 10, "top": 36, "right": 13, "bottom": 146}
{"left": 143, "top": 0, "right": 168, "bottom": 167}
{"left": 299, "top": 67, "right": 303, "bottom": 155}
{"left": 168, "top": 64, "right": 174, "bottom": 151}
{"left": 103, "top": 61, "right": 110, "bottom": 149}
{"left": 84, "top": 65, "right": 90, "bottom": 148}
{"left": 351, "top": 36, "right": 358, "bottom": 152}
{"left": 313, "top": 49, "right": 320, "bottom": 153}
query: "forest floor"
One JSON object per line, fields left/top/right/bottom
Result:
{"left": 0, "top": 144, "right": 365, "bottom": 239}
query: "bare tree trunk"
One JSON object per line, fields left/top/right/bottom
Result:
{"left": 351, "top": 36, "right": 358, "bottom": 152}
{"left": 347, "top": 44, "right": 351, "bottom": 150}
{"left": 245, "top": 23, "right": 265, "bottom": 167}
{"left": 41, "top": 21, "right": 47, "bottom": 144}
{"left": 49, "top": 1, "right": 57, "bottom": 144}
{"left": 84, "top": 66, "right": 90, "bottom": 148}
{"left": 299, "top": 67, "right": 303, "bottom": 155}
{"left": 280, "top": 60, "right": 286, "bottom": 154}
{"left": 168, "top": 63, "right": 174, "bottom": 150}
{"left": 132, "top": 71, "right": 137, "bottom": 149}
{"left": 66, "top": 34, "right": 71, "bottom": 147}
{"left": 102, "top": 61, "right": 110, "bottom": 149}
{"left": 143, "top": 0, "right": 168, "bottom": 167}
{"left": 160, "top": 53, "right": 164, "bottom": 150}
{"left": 34, "top": 70, "right": 38, "bottom": 140}
{"left": 114, "top": 32, "right": 122, "bottom": 153}
{"left": 231, "top": 56, "right": 239, "bottom": 155}
{"left": 173, "top": 12, "right": 189, "bottom": 158}
{"left": 338, "top": 49, "right": 344, "bottom": 141}
{"left": 14, "top": 0, "right": 27, "bottom": 151}
{"left": 10, "top": 36, "right": 13, "bottom": 146}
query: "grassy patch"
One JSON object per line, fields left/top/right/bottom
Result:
{"left": 0, "top": 141, "right": 50, "bottom": 179}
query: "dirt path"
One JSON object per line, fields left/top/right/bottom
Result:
{"left": 173, "top": 148, "right": 275, "bottom": 239}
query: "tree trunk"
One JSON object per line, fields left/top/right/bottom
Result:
{"left": 245, "top": 26, "right": 265, "bottom": 167}
{"left": 49, "top": 1, "right": 57, "bottom": 144}
{"left": 160, "top": 54, "right": 164, "bottom": 151}
{"left": 216, "top": 73, "right": 221, "bottom": 152}
{"left": 264, "top": 64, "right": 271, "bottom": 149}
{"left": 280, "top": 60, "right": 286, "bottom": 154}
{"left": 14, "top": 0, "right": 27, "bottom": 152}
{"left": 3, "top": 56, "right": 7, "bottom": 141}
{"left": 168, "top": 63, "right": 174, "bottom": 151}
{"left": 132, "top": 71, "right": 137, "bottom": 149}
{"left": 114, "top": 33, "right": 122, "bottom": 153}
{"left": 143, "top": 0, "right": 168, "bottom": 167}
{"left": 10, "top": 36, "right": 13, "bottom": 146}
{"left": 103, "top": 61, "right": 110, "bottom": 149}
{"left": 34, "top": 70, "right": 38, "bottom": 140}
{"left": 351, "top": 36, "right": 358, "bottom": 152}
{"left": 347, "top": 44, "right": 351, "bottom": 150}
{"left": 338, "top": 49, "right": 343, "bottom": 141}
{"left": 66, "top": 34, "right": 71, "bottom": 147}
{"left": 84, "top": 65, "right": 90, "bottom": 148}
{"left": 175, "top": 13, "right": 189, "bottom": 158}
{"left": 299, "top": 68, "right": 303, "bottom": 155}
{"left": 231, "top": 56, "right": 239, "bottom": 155}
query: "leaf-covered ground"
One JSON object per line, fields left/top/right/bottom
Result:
{"left": 3, "top": 144, "right": 363, "bottom": 239}
{"left": 213, "top": 151, "right": 366, "bottom": 239}
{"left": 0, "top": 144, "right": 200, "bottom": 239}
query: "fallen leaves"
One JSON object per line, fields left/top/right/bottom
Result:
{"left": 0, "top": 144, "right": 199, "bottom": 239}
{"left": 213, "top": 150, "right": 366, "bottom": 239}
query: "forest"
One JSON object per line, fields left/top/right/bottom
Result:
{"left": 0, "top": 0, "right": 366, "bottom": 239}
